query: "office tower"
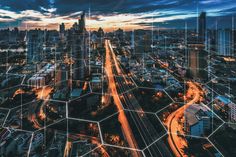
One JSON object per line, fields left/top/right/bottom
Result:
{"left": 71, "top": 12, "right": 88, "bottom": 80}
{"left": 59, "top": 23, "right": 65, "bottom": 41}
{"left": 198, "top": 12, "right": 206, "bottom": 43}
{"left": 97, "top": 27, "right": 104, "bottom": 38}
{"left": 217, "top": 29, "right": 233, "bottom": 56}
{"left": 187, "top": 42, "right": 208, "bottom": 80}
{"left": 79, "top": 12, "right": 86, "bottom": 32}
{"left": 131, "top": 30, "right": 135, "bottom": 54}
{"left": 97, "top": 27, "right": 104, "bottom": 47}
{"left": 26, "top": 30, "right": 43, "bottom": 64}
{"left": 115, "top": 28, "right": 124, "bottom": 41}
{"left": 59, "top": 23, "right": 65, "bottom": 34}
{"left": 234, "top": 29, "right": 236, "bottom": 56}
{"left": 143, "top": 33, "right": 152, "bottom": 53}
{"left": 72, "top": 22, "right": 79, "bottom": 31}
{"left": 9, "top": 27, "right": 19, "bottom": 43}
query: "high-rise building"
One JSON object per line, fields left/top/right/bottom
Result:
{"left": 217, "top": 29, "right": 233, "bottom": 56}
{"left": 234, "top": 29, "right": 236, "bottom": 56}
{"left": 26, "top": 30, "right": 43, "bottom": 64}
{"left": 115, "top": 28, "right": 124, "bottom": 41}
{"left": 79, "top": 12, "right": 86, "bottom": 32}
{"left": 59, "top": 23, "right": 65, "bottom": 34}
{"left": 70, "top": 11, "right": 88, "bottom": 80}
{"left": 59, "top": 23, "right": 65, "bottom": 41}
{"left": 198, "top": 12, "right": 206, "bottom": 43}
{"left": 97, "top": 27, "right": 104, "bottom": 38}
{"left": 131, "top": 30, "right": 135, "bottom": 55}
{"left": 72, "top": 22, "right": 79, "bottom": 31}
{"left": 187, "top": 42, "right": 208, "bottom": 80}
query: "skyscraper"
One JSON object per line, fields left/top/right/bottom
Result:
{"left": 26, "top": 30, "right": 43, "bottom": 64}
{"left": 187, "top": 42, "right": 208, "bottom": 80}
{"left": 59, "top": 23, "right": 65, "bottom": 40}
{"left": 59, "top": 23, "right": 65, "bottom": 34}
{"left": 71, "top": 11, "right": 88, "bottom": 80}
{"left": 198, "top": 12, "right": 206, "bottom": 43}
{"left": 217, "top": 29, "right": 233, "bottom": 56}
{"left": 79, "top": 12, "right": 86, "bottom": 32}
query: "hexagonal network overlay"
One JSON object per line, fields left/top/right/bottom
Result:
{"left": 0, "top": 127, "right": 33, "bottom": 157}
{"left": 68, "top": 93, "right": 118, "bottom": 121}
{"left": 28, "top": 118, "right": 101, "bottom": 157}
{"left": 99, "top": 110, "right": 166, "bottom": 150}
{"left": 4, "top": 100, "right": 66, "bottom": 132}
{"left": 209, "top": 123, "right": 236, "bottom": 157}
{"left": 120, "top": 87, "right": 173, "bottom": 113}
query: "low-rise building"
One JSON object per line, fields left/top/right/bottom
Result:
{"left": 229, "top": 103, "right": 236, "bottom": 122}
{"left": 27, "top": 64, "right": 57, "bottom": 88}
{"left": 184, "top": 104, "right": 211, "bottom": 136}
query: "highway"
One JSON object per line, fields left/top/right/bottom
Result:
{"left": 105, "top": 40, "right": 173, "bottom": 157}
{"left": 165, "top": 81, "right": 204, "bottom": 157}
{"left": 105, "top": 40, "right": 141, "bottom": 157}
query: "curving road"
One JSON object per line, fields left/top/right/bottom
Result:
{"left": 165, "top": 81, "right": 203, "bottom": 157}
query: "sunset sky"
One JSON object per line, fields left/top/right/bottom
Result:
{"left": 0, "top": 0, "right": 236, "bottom": 31}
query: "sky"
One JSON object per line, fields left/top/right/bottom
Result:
{"left": 0, "top": 0, "right": 236, "bottom": 31}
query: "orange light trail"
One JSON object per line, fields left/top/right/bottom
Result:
{"left": 105, "top": 40, "right": 141, "bottom": 157}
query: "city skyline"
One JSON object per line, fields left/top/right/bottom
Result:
{"left": 0, "top": 0, "right": 236, "bottom": 31}
{"left": 0, "top": 1, "right": 236, "bottom": 157}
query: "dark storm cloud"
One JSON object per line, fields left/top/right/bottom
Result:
{"left": 53, "top": 0, "right": 184, "bottom": 15}
{"left": 20, "top": 16, "right": 42, "bottom": 21}
{"left": 0, "top": 0, "right": 51, "bottom": 12}
{"left": 0, "top": 15, "right": 12, "bottom": 19}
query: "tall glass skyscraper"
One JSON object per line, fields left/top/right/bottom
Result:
{"left": 217, "top": 29, "right": 233, "bottom": 56}
{"left": 198, "top": 12, "right": 206, "bottom": 43}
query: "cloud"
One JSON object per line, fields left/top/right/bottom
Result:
{"left": 0, "top": 15, "right": 12, "bottom": 19}
{"left": 0, "top": 0, "right": 236, "bottom": 30}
